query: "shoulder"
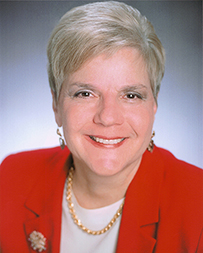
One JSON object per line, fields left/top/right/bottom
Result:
{"left": 142, "top": 145, "right": 203, "bottom": 190}
{"left": 155, "top": 146, "right": 203, "bottom": 200}
{"left": 0, "top": 147, "right": 70, "bottom": 192}
{"left": 1, "top": 146, "right": 68, "bottom": 165}
{"left": 151, "top": 146, "right": 203, "bottom": 179}
{"left": 151, "top": 147, "right": 203, "bottom": 246}
{"left": 1, "top": 146, "right": 70, "bottom": 170}
{"left": 152, "top": 146, "right": 203, "bottom": 215}
{"left": 142, "top": 146, "right": 203, "bottom": 210}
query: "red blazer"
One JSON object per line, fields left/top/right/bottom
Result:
{"left": 0, "top": 146, "right": 202, "bottom": 253}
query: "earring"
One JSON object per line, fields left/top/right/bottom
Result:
{"left": 147, "top": 131, "right": 155, "bottom": 152}
{"left": 57, "top": 128, "right": 65, "bottom": 150}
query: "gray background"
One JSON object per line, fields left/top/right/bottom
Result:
{"left": 0, "top": 1, "right": 202, "bottom": 168}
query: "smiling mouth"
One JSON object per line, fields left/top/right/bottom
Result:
{"left": 89, "top": 136, "right": 125, "bottom": 145}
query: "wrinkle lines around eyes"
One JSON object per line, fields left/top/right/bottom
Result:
{"left": 120, "top": 84, "right": 149, "bottom": 99}
{"left": 60, "top": 82, "right": 153, "bottom": 105}
{"left": 63, "top": 82, "right": 98, "bottom": 98}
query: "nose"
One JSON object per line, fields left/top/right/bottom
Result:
{"left": 93, "top": 95, "right": 124, "bottom": 127}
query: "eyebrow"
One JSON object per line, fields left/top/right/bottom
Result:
{"left": 68, "top": 82, "right": 96, "bottom": 90}
{"left": 120, "top": 84, "right": 148, "bottom": 93}
{"left": 68, "top": 82, "right": 148, "bottom": 91}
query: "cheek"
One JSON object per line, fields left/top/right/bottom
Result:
{"left": 61, "top": 107, "right": 76, "bottom": 133}
{"left": 61, "top": 103, "right": 92, "bottom": 134}
{"left": 61, "top": 107, "right": 79, "bottom": 150}
{"left": 126, "top": 104, "right": 155, "bottom": 134}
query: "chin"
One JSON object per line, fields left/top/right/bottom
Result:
{"left": 87, "top": 157, "right": 134, "bottom": 177}
{"left": 91, "top": 168, "right": 122, "bottom": 177}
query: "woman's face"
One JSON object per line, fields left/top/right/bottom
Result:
{"left": 54, "top": 47, "right": 157, "bottom": 176}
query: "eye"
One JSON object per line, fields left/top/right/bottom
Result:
{"left": 125, "top": 93, "right": 143, "bottom": 100}
{"left": 73, "top": 90, "right": 93, "bottom": 98}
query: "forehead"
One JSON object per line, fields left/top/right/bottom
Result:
{"left": 67, "top": 47, "right": 150, "bottom": 89}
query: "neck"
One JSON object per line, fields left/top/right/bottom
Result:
{"left": 71, "top": 158, "right": 141, "bottom": 209}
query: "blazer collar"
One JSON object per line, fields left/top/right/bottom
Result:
{"left": 117, "top": 146, "right": 165, "bottom": 252}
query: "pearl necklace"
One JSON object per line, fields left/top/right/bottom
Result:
{"left": 66, "top": 167, "right": 125, "bottom": 235}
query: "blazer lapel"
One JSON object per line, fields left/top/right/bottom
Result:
{"left": 116, "top": 147, "right": 164, "bottom": 253}
{"left": 24, "top": 150, "right": 70, "bottom": 253}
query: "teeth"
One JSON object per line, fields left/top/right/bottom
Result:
{"left": 90, "top": 136, "right": 124, "bottom": 144}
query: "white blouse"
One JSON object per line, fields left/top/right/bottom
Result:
{"left": 60, "top": 181, "right": 124, "bottom": 253}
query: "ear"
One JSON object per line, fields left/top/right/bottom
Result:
{"left": 152, "top": 95, "right": 158, "bottom": 122}
{"left": 51, "top": 90, "right": 62, "bottom": 127}
{"left": 153, "top": 101, "right": 158, "bottom": 115}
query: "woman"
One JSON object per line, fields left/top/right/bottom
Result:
{"left": 0, "top": 1, "right": 202, "bottom": 252}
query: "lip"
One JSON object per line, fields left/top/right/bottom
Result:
{"left": 86, "top": 135, "right": 126, "bottom": 149}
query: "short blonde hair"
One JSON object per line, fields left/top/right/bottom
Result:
{"left": 47, "top": 1, "right": 165, "bottom": 103}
